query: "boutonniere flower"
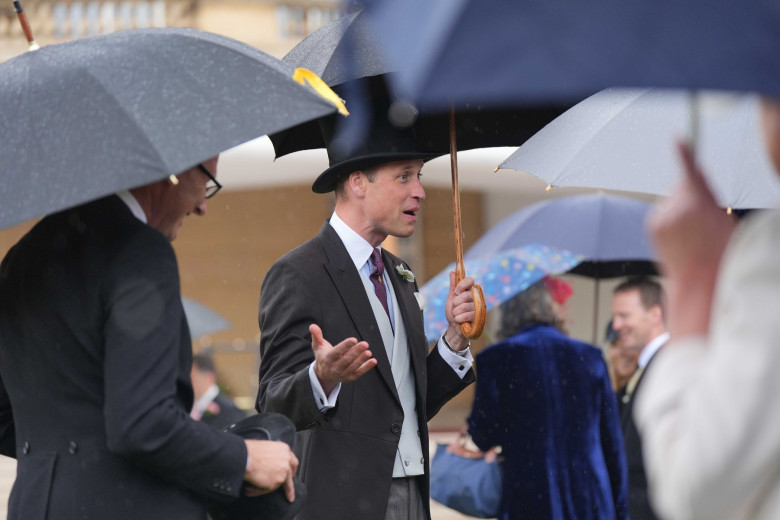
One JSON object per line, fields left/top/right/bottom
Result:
{"left": 396, "top": 264, "right": 415, "bottom": 282}
{"left": 414, "top": 292, "right": 426, "bottom": 311}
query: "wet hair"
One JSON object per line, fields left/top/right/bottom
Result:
{"left": 613, "top": 276, "right": 665, "bottom": 314}
{"left": 498, "top": 280, "right": 563, "bottom": 340}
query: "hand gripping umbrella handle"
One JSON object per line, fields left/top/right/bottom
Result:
{"left": 450, "top": 109, "right": 486, "bottom": 339}
{"left": 13, "top": 0, "right": 39, "bottom": 51}
{"left": 459, "top": 278, "right": 487, "bottom": 340}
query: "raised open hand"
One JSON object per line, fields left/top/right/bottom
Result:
{"left": 310, "top": 324, "right": 377, "bottom": 395}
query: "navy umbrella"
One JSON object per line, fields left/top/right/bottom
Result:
{"left": 0, "top": 27, "right": 345, "bottom": 230}
{"left": 361, "top": 0, "right": 780, "bottom": 110}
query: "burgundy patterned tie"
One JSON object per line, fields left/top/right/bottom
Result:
{"left": 369, "top": 248, "right": 391, "bottom": 320}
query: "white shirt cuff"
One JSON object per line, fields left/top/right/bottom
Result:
{"left": 437, "top": 338, "right": 474, "bottom": 379}
{"left": 308, "top": 362, "right": 341, "bottom": 411}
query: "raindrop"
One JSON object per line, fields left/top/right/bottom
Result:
{"left": 388, "top": 100, "right": 418, "bottom": 128}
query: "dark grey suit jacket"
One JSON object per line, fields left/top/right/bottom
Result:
{"left": 0, "top": 196, "right": 247, "bottom": 520}
{"left": 621, "top": 351, "right": 662, "bottom": 520}
{"left": 257, "top": 222, "right": 474, "bottom": 520}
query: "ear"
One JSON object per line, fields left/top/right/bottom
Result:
{"left": 347, "top": 171, "right": 367, "bottom": 197}
{"left": 649, "top": 304, "right": 663, "bottom": 324}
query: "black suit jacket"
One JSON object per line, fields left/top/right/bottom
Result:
{"left": 621, "top": 350, "right": 662, "bottom": 520}
{"left": 0, "top": 196, "right": 247, "bottom": 520}
{"left": 257, "top": 222, "right": 474, "bottom": 520}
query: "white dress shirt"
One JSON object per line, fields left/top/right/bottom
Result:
{"left": 638, "top": 332, "right": 669, "bottom": 369}
{"left": 117, "top": 190, "right": 147, "bottom": 223}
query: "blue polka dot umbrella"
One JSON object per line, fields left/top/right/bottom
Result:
{"left": 419, "top": 244, "right": 582, "bottom": 343}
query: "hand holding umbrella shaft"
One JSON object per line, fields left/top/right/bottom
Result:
{"left": 444, "top": 273, "right": 478, "bottom": 350}
{"left": 449, "top": 109, "right": 486, "bottom": 338}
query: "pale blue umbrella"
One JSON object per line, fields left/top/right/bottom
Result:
{"left": 465, "top": 193, "right": 657, "bottom": 278}
{"left": 463, "top": 193, "right": 659, "bottom": 342}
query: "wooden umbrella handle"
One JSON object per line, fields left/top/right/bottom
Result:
{"left": 450, "top": 110, "right": 486, "bottom": 339}
{"left": 460, "top": 281, "right": 487, "bottom": 339}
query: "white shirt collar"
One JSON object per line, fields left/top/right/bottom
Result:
{"left": 639, "top": 332, "right": 670, "bottom": 368}
{"left": 116, "top": 190, "right": 147, "bottom": 224}
{"left": 329, "top": 211, "right": 380, "bottom": 269}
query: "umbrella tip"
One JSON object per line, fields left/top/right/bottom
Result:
{"left": 545, "top": 184, "right": 553, "bottom": 191}
{"left": 726, "top": 206, "right": 732, "bottom": 215}
{"left": 292, "top": 68, "right": 350, "bottom": 116}
{"left": 493, "top": 166, "right": 499, "bottom": 173}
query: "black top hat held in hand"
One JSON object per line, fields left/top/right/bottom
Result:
{"left": 209, "top": 412, "right": 305, "bottom": 520}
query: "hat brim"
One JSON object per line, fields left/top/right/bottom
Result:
{"left": 312, "top": 151, "right": 442, "bottom": 194}
{"left": 209, "top": 412, "right": 305, "bottom": 520}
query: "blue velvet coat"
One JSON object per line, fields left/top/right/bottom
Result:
{"left": 468, "top": 324, "right": 628, "bottom": 520}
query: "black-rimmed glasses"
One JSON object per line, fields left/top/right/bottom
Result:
{"left": 197, "top": 163, "right": 222, "bottom": 199}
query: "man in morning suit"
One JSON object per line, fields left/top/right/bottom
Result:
{"left": 0, "top": 158, "right": 298, "bottom": 520}
{"left": 610, "top": 276, "right": 669, "bottom": 520}
{"left": 256, "top": 110, "right": 478, "bottom": 520}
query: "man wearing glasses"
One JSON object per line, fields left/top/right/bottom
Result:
{"left": 0, "top": 158, "right": 298, "bottom": 520}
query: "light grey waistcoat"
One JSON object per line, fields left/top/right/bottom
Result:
{"left": 360, "top": 271, "right": 425, "bottom": 477}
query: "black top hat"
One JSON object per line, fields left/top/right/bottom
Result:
{"left": 311, "top": 95, "right": 441, "bottom": 194}
{"left": 208, "top": 412, "right": 305, "bottom": 520}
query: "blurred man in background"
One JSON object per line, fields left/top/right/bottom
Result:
{"left": 610, "top": 276, "right": 668, "bottom": 520}
{"left": 191, "top": 352, "right": 248, "bottom": 430}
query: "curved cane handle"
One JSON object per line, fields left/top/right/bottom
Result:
{"left": 459, "top": 284, "right": 486, "bottom": 339}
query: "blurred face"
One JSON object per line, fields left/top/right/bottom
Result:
{"left": 608, "top": 340, "right": 640, "bottom": 386}
{"left": 358, "top": 159, "right": 425, "bottom": 246}
{"left": 610, "top": 288, "right": 658, "bottom": 351}
{"left": 155, "top": 156, "right": 217, "bottom": 241}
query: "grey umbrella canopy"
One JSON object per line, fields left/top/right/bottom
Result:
{"left": 0, "top": 27, "right": 342, "bottom": 230}
{"left": 182, "top": 297, "right": 231, "bottom": 340}
{"left": 498, "top": 89, "right": 780, "bottom": 210}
